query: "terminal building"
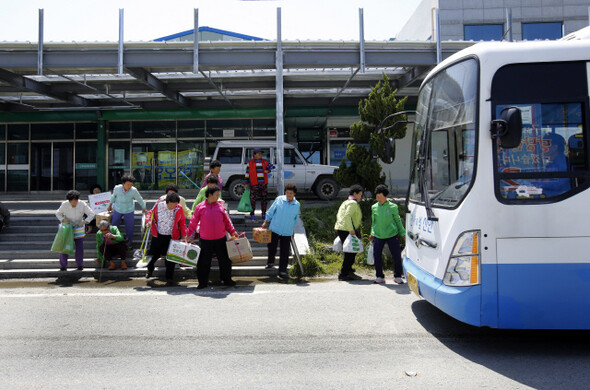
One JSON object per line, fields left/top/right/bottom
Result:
{"left": 0, "top": 1, "right": 588, "bottom": 193}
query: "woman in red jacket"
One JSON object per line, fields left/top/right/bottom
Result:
{"left": 187, "top": 185, "right": 239, "bottom": 289}
{"left": 145, "top": 192, "right": 187, "bottom": 284}
{"left": 245, "top": 148, "right": 273, "bottom": 220}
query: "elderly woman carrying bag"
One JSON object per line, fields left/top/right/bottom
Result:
{"left": 145, "top": 192, "right": 187, "bottom": 284}
{"left": 334, "top": 184, "right": 364, "bottom": 281}
{"left": 56, "top": 190, "right": 95, "bottom": 271}
{"left": 186, "top": 185, "right": 238, "bottom": 289}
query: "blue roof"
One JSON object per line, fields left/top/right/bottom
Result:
{"left": 154, "top": 26, "right": 265, "bottom": 42}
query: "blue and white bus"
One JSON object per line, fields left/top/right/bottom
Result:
{"left": 403, "top": 37, "right": 590, "bottom": 329}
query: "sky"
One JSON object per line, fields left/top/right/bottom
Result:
{"left": 0, "top": 0, "right": 422, "bottom": 42}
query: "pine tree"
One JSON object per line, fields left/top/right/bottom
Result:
{"left": 334, "top": 74, "right": 408, "bottom": 192}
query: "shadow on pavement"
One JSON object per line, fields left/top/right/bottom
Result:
{"left": 411, "top": 300, "right": 590, "bottom": 389}
{"left": 134, "top": 280, "right": 256, "bottom": 299}
{"left": 49, "top": 274, "right": 90, "bottom": 287}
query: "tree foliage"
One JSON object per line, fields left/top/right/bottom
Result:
{"left": 334, "top": 73, "right": 408, "bottom": 192}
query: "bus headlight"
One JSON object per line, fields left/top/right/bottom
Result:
{"left": 443, "top": 230, "right": 480, "bottom": 286}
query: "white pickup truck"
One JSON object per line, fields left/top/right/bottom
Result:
{"left": 212, "top": 140, "right": 340, "bottom": 201}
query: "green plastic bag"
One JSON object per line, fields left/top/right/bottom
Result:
{"left": 237, "top": 189, "right": 253, "bottom": 213}
{"left": 51, "top": 223, "right": 75, "bottom": 255}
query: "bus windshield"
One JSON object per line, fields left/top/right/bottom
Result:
{"left": 409, "top": 58, "right": 478, "bottom": 208}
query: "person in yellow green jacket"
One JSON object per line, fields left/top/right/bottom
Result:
{"left": 95, "top": 220, "right": 128, "bottom": 270}
{"left": 369, "top": 185, "right": 406, "bottom": 285}
{"left": 334, "top": 184, "right": 364, "bottom": 281}
{"left": 191, "top": 174, "right": 222, "bottom": 213}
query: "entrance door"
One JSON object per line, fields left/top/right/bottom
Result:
{"left": 30, "top": 142, "right": 74, "bottom": 191}
{"left": 53, "top": 142, "right": 73, "bottom": 191}
{"left": 31, "top": 143, "right": 51, "bottom": 191}
{"left": 7, "top": 142, "right": 29, "bottom": 191}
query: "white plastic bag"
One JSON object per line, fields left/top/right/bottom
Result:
{"left": 366, "top": 243, "right": 375, "bottom": 265}
{"left": 332, "top": 236, "right": 343, "bottom": 252}
{"left": 343, "top": 234, "right": 363, "bottom": 253}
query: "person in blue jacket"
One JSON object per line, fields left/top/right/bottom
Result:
{"left": 261, "top": 182, "right": 300, "bottom": 280}
{"left": 107, "top": 174, "right": 147, "bottom": 248}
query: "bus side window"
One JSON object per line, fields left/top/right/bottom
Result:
{"left": 495, "top": 103, "right": 585, "bottom": 200}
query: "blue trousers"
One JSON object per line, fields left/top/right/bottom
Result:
{"left": 111, "top": 210, "right": 135, "bottom": 246}
{"left": 373, "top": 236, "right": 403, "bottom": 278}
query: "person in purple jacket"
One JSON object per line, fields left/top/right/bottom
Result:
{"left": 201, "top": 160, "right": 223, "bottom": 191}
{"left": 186, "top": 185, "right": 239, "bottom": 289}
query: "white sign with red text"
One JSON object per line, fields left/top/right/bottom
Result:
{"left": 88, "top": 192, "right": 112, "bottom": 214}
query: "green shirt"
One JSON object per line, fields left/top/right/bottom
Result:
{"left": 334, "top": 199, "right": 362, "bottom": 232}
{"left": 370, "top": 200, "right": 405, "bottom": 239}
{"left": 191, "top": 186, "right": 222, "bottom": 213}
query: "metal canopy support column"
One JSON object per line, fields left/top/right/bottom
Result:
{"left": 359, "top": 8, "right": 365, "bottom": 73}
{"left": 505, "top": 8, "right": 513, "bottom": 42}
{"left": 97, "top": 119, "right": 106, "bottom": 190}
{"left": 276, "top": 7, "right": 285, "bottom": 197}
{"left": 118, "top": 9, "right": 124, "bottom": 74}
{"left": 435, "top": 8, "right": 442, "bottom": 64}
{"left": 38, "top": 9, "right": 43, "bottom": 75}
{"left": 198, "top": 8, "right": 199, "bottom": 73}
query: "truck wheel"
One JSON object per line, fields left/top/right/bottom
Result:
{"left": 315, "top": 177, "right": 340, "bottom": 200}
{"left": 228, "top": 180, "right": 246, "bottom": 201}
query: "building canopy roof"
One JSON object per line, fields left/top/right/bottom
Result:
{"left": 0, "top": 40, "right": 472, "bottom": 113}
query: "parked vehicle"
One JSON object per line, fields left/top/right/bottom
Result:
{"left": 212, "top": 140, "right": 340, "bottom": 201}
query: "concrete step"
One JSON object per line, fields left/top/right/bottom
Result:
{"left": 0, "top": 255, "right": 270, "bottom": 269}
{"left": 0, "top": 206, "right": 291, "bottom": 279}
{"left": 0, "top": 244, "right": 273, "bottom": 259}
{"left": 0, "top": 265, "right": 279, "bottom": 279}
{"left": 0, "top": 237, "right": 267, "bottom": 251}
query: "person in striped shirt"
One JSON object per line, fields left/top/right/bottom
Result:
{"left": 245, "top": 148, "right": 273, "bottom": 220}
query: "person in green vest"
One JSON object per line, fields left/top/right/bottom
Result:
{"left": 191, "top": 174, "right": 222, "bottom": 213}
{"left": 370, "top": 184, "right": 406, "bottom": 284}
{"left": 334, "top": 184, "right": 364, "bottom": 281}
{"left": 95, "top": 220, "right": 128, "bottom": 270}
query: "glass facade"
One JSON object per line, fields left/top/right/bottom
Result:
{"left": 108, "top": 122, "right": 131, "bottom": 139}
{"left": 132, "top": 120, "right": 175, "bottom": 139}
{"left": 0, "top": 116, "right": 334, "bottom": 191}
{"left": 7, "top": 124, "right": 28, "bottom": 140}
{"left": 108, "top": 141, "right": 130, "bottom": 188}
{"left": 522, "top": 22, "right": 563, "bottom": 40}
{"left": 31, "top": 123, "right": 74, "bottom": 140}
{"left": 76, "top": 123, "right": 98, "bottom": 139}
{"left": 464, "top": 24, "right": 503, "bottom": 41}
{"left": 75, "top": 142, "right": 98, "bottom": 192}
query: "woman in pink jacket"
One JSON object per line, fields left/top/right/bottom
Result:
{"left": 187, "top": 185, "right": 238, "bottom": 289}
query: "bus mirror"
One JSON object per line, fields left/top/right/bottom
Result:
{"left": 491, "top": 107, "right": 522, "bottom": 149}
{"left": 382, "top": 136, "right": 396, "bottom": 164}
